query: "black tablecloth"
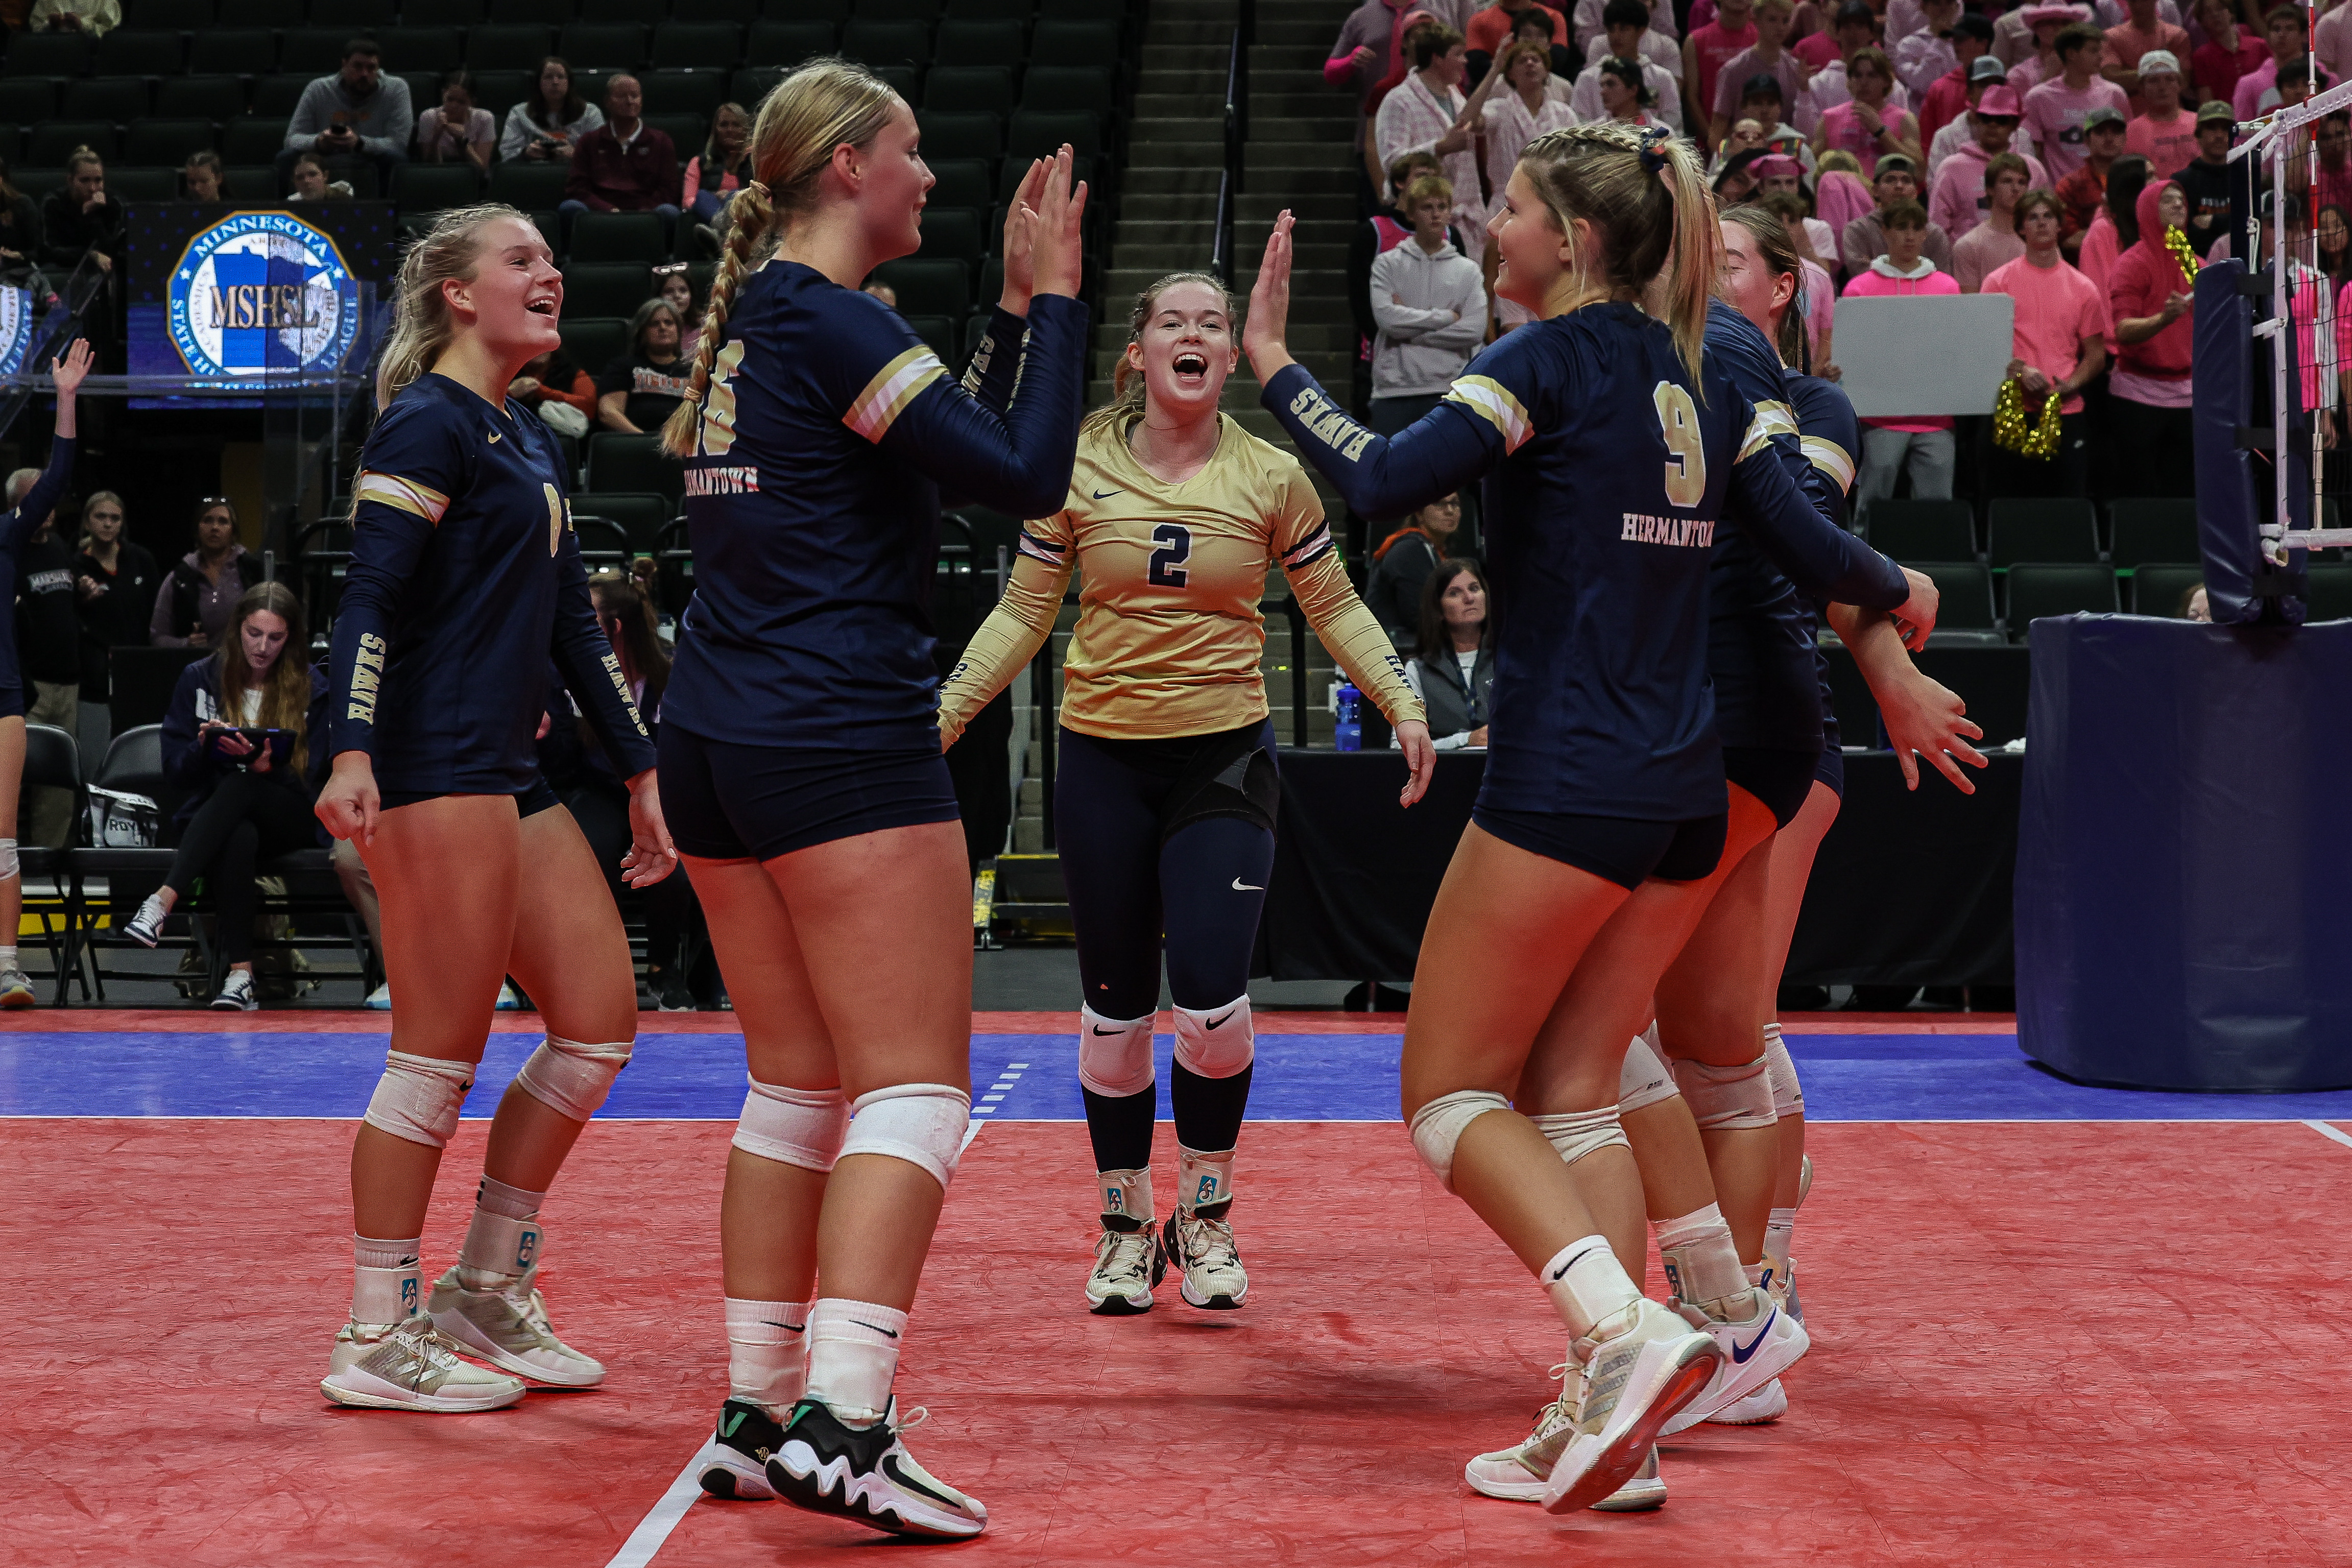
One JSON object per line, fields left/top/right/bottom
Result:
{"left": 1257, "top": 750, "right": 2021, "bottom": 987}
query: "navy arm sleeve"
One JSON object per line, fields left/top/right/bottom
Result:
{"left": 3, "top": 435, "right": 76, "bottom": 553}
{"left": 158, "top": 660, "right": 215, "bottom": 789}
{"left": 327, "top": 403, "right": 462, "bottom": 762}
{"left": 957, "top": 304, "right": 1029, "bottom": 417}
{"left": 1259, "top": 361, "right": 1503, "bottom": 522}
{"left": 1728, "top": 408, "right": 1908, "bottom": 609}
{"left": 548, "top": 516, "right": 658, "bottom": 778}
{"left": 845, "top": 293, "right": 1091, "bottom": 522}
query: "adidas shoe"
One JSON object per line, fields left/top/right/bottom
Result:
{"left": 122, "top": 893, "right": 167, "bottom": 948}
{"left": 210, "top": 969, "right": 258, "bottom": 1010}
{"left": 1705, "top": 1377, "right": 1788, "bottom": 1425}
{"left": 1163, "top": 1208, "right": 1247, "bottom": 1310}
{"left": 697, "top": 1397, "right": 784, "bottom": 1500}
{"left": 320, "top": 1317, "right": 527, "bottom": 1412}
{"left": 1085, "top": 1224, "right": 1165, "bottom": 1315}
{"left": 1660, "top": 1287, "right": 1809, "bottom": 1435}
{"left": 766, "top": 1397, "right": 988, "bottom": 1539}
{"left": 1464, "top": 1363, "right": 1669, "bottom": 1511}
{"left": 0, "top": 968, "right": 34, "bottom": 1008}
{"left": 427, "top": 1264, "right": 606, "bottom": 1387}
{"left": 1539, "top": 1297, "right": 1722, "bottom": 1514}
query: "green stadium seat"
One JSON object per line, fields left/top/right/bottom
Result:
{"left": 570, "top": 210, "right": 668, "bottom": 262}
{"left": 868, "top": 256, "right": 969, "bottom": 317}
{"left": 2305, "top": 562, "right": 2352, "bottom": 620}
{"left": 2106, "top": 497, "right": 2199, "bottom": 568}
{"left": 222, "top": 117, "right": 290, "bottom": 164}
{"left": 32, "top": 124, "right": 123, "bottom": 166}
{"left": 467, "top": 25, "right": 555, "bottom": 73}
{"left": 5, "top": 33, "right": 95, "bottom": 78}
{"left": 109, "top": 165, "right": 179, "bottom": 200}
{"left": 489, "top": 0, "right": 572, "bottom": 24}
{"left": 252, "top": 73, "right": 318, "bottom": 119}
{"left": 1006, "top": 107, "right": 1100, "bottom": 162}
{"left": 860, "top": 0, "right": 942, "bottom": 18}
{"left": 643, "top": 114, "right": 708, "bottom": 162}
{"left": 560, "top": 24, "right": 649, "bottom": 69}
{"left": 61, "top": 78, "right": 152, "bottom": 125}
{"left": 649, "top": 22, "right": 743, "bottom": 71}
{"left": 842, "top": 18, "right": 931, "bottom": 66}
{"left": 124, "top": 0, "right": 214, "bottom": 28}
{"left": 579, "top": 0, "right": 659, "bottom": 19}
{"left": 392, "top": 161, "right": 483, "bottom": 213}
{"left": 731, "top": 66, "right": 787, "bottom": 106}
{"left": 944, "top": 0, "right": 1033, "bottom": 19}
{"left": 489, "top": 160, "right": 568, "bottom": 210}
{"left": 1902, "top": 561, "right": 1996, "bottom": 632}
{"left": 94, "top": 30, "right": 186, "bottom": 76}
{"left": 218, "top": 0, "right": 301, "bottom": 25}
{"left": 1029, "top": 18, "right": 1118, "bottom": 66}
{"left": 372, "top": 28, "right": 462, "bottom": 71}
{"left": 925, "top": 64, "right": 1013, "bottom": 116}
{"left": 562, "top": 260, "right": 657, "bottom": 317}
{"left": 641, "top": 69, "right": 725, "bottom": 119}
{"left": 278, "top": 28, "right": 354, "bottom": 75}
{"left": 747, "top": 21, "right": 837, "bottom": 69}
{"left": 935, "top": 18, "right": 1026, "bottom": 71}
{"left": 154, "top": 76, "right": 248, "bottom": 122}
{"left": 916, "top": 205, "right": 983, "bottom": 266}
{"left": 694, "top": 0, "right": 762, "bottom": 24}
{"left": 466, "top": 70, "right": 533, "bottom": 123}
{"left": 586, "top": 431, "right": 683, "bottom": 508}
{"left": 558, "top": 314, "right": 631, "bottom": 375}
{"left": 188, "top": 30, "right": 277, "bottom": 74}
{"left": 1986, "top": 496, "right": 2100, "bottom": 567}
{"left": 1021, "top": 64, "right": 1112, "bottom": 115}
{"left": 2129, "top": 562, "right": 2204, "bottom": 616}
{"left": 401, "top": 0, "right": 484, "bottom": 25}
{"left": 1863, "top": 497, "right": 1975, "bottom": 560}
{"left": 309, "top": 0, "right": 399, "bottom": 27}
{"left": 2003, "top": 562, "right": 2118, "bottom": 639}
{"left": 125, "top": 118, "right": 218, "bottom": 165}
{"left": 570, "top": 491, "right": 673, "bottom": 553}
{"left": 917, "top": 108, "right": 1001, "bottom": 159}
{"left": 0, "top": 81, "right": 60, "bottom": 125}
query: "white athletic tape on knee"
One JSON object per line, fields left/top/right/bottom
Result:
{"left": 1668, "top": 1053, "right": 1778, "bottom": 1131}
{"left": 512, "top": 1034, "right": 634, "bottom": 1122}
{"left": 1076, "top": 1004, "right": 1156, "bottom": 1098}
{"left": 0, "top": 838, "right": 16, "bottom": 880}
{"left": 362, "top": 1050, "right": 475, "bottom": 1148}
{"left": 1530, "top": 1105, "right": 1628, "bottom": 1165}
{"left": 734, "top": 1079, "right": 851, "bottom": 1172}
{"left": 1171, "top": 995, "right": 1254, "bottom": 1080}
{"left": 1618, "top": 1027, "right": 1681, "bottom": 1114}
{"left": 1762, "top": 1025, "right": 1804, "bottom": 1118}
{"left": 840, "top": 1083, "right": 972, "bottom": 1188}
{"left": 1409, "top": 1089, "right": 1510, "bottom": 1191}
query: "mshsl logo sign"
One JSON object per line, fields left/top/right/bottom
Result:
{"left": 167, "top": 211, "right": 359, "bottom": 378}
{"left": 0, "top": 286, "right": 30, "bottom": 380}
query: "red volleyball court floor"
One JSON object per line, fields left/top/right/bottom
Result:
{"left": 9, "top": 1088, "right": 2352, "bottom": 1566}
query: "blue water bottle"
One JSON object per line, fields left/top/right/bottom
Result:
{"left": 1334, "top": 682, "right": 1362, "bottom": 752}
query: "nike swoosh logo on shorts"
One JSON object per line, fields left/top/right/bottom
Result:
{"left": 1092, "top": 1024, "right": 1125, "bottom": 1034}
{"left": 1731, "top": 1308, "right": 1778, "bottom": 1362}
{"left": 1232, "top": 878, "right": 1263, "bottom": 891}
{"left": 851, "top": 1320, "right": 902, "bottom": 1339}
{"left": 1092, "top": 489, "right": 1120, "bottom": 498}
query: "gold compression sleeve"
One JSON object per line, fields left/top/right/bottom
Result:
{"left": 937, "top": 548, "right": 1074, "bottom": 746}
{"left": 1282, "top": 547, "right": 1425, "bottom": 728}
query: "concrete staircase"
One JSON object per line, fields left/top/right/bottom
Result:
{"left": 1004, "top": 0, "right": 1366, "bottom": 855}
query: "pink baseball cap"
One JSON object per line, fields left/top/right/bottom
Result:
{"left": 1754, "top": 154, "right": 1804, "bottom": 177}
{"left": 2021, "top": 2, "right": 2086, "bottom": 24}
{"left": 1977, "top": 84, "right": 2024, "bottom": 117}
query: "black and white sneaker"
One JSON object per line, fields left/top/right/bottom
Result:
{"left": 210, "top": 969, "right": 258, "bottom": 1010}
{"left": 123, "top": 893, "right": 167, "bottom": 948}
{"left": 695, "top": 1397, "right": 784, "bottom": 1500}
{"left": 765, "top": 1397, "right": 988, "bottom": 1539}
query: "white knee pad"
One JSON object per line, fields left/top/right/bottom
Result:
{"left": 1076, "top": 1004, "right": 1155, "bottom": 1098}
{"left": 733, "top": 1079, "right": 851, "bottom": 1171}
{"left": 512, "top": 1034, "right": 634, "bottom": 1122}
{"left": 362, "top": 1050, "right": 476, "bottom": 1148}
{"left": 839, "top": 1083, "right": 972, "bottom": 1189}
{"left": 1530, "top": 1105, "right": 1629, "bottom": 1165}
{"left": 1619, "top": 1025, "right": 1681, "bottom": 1114}
{"left": 1668, "top": 1053, "right": 1778, "bottom": 1131}
{"left": 1171, "top": 995, "right": 1254, "bottom": 1080}
{"left": 0, "top": 838, "right": 17, "bottom": 880}
{"left": 1408, "top": 1089, "right": 1509, "bottom": 1192}
{"left": 1762, "top": 1026, "right": 1804, "bottom": 1118}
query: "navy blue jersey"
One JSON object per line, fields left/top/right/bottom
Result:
{"left": 1784, "top": 368, "right": 1862, "bottom": 751}
{"left": 328, "top": 374, "right": 655, "bottom": 796}
{"left": 1702, "top": 304, "right": 1889, "bottom": 754}
{"left": 0, "top": 433, "right": 76, "bottom": 708}
{"left": 663, "top": 264, "right": 1086, "bottom": 750}
{"left": 1265, "top": 302, "right": 1894, "bottom": 822}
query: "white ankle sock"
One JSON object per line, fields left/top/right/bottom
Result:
{"left": 352, "top": 1234, "right": 422, "bottom": 1325}
{"left": 1763, "top": 1206, "right": 1797, "bottom": 1278}
{"left": 1654, "top": 1202, "right": 1748, "bottom": 1310}
{"left": 0, "top": 945, "right": 18, "bottom": 970}
{"left": 805, "top": 1298, "right": 907, "bottom": 1425}
{"left": 475, "top": 1173, "right": 544, "bottom": 1219}
{"left": 1537, "top": 1236, "right": 1644, "bottom": 1341}
{"left": 725, "top": 1297, "right": 810, "bottom": 1416}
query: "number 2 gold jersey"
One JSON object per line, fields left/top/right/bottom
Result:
{"left": 937, "top": 413, "right": 1423, "bottom": 743}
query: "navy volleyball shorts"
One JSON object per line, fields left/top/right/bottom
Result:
{"left": 1472, "top": 806, "right": 1729, "bottom": 890}
{"left": 658, "top": 721, "right": 961, "bottom": 861}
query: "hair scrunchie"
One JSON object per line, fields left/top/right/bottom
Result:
{"left": 1637, "top": 125, "right": 1671, "bottom": 175}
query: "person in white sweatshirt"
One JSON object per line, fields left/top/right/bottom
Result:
{"left": 1366, "top": 173, "right": 1490, "bottom": 433}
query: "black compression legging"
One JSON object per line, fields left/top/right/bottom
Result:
{"left": 1055, "top": 722, "right": 1276, "bottom": 1189}
{"left": 162, "top": 769, "right": 321, "bottom": 964}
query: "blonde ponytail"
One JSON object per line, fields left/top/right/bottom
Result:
{"left": 1079, "top": 269, "right": 1233, "bottom": 441}
{"left": 373, "top": 202, "right": 518, "bottom": 410}
{"left": 659, "top": 56, "right": 900, "bottom": 457}
{"left": 1515, "top": 124, "right": 1719, "bottom": 386}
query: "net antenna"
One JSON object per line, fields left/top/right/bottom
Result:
{"left": 2230, "top": 7, "right": 2352, "bottom": 564}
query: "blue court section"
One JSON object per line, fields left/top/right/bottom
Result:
{"left": 7, "top": 1026, "right": 2352, "bottom": 1121}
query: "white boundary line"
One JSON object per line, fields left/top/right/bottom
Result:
{"left": 601, "top": 1453, "right": 704, "bottom": 1568}
{"left": 2303, "top": 1119, "right": 2352, "bottom": 1148}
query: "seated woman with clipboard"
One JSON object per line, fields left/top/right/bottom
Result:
{"left": 123, "top": 582, "right": 329, "bottom": 1010}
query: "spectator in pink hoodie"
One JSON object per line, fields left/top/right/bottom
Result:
{"left": 2107, "top": 178, "right": 2197, "bottom": 496}
{"left": 1841, "top": 201, "right": 1964, "bottom": 500}
{"left": 1928, "top": 85, "right": 2050, "bottom": 236}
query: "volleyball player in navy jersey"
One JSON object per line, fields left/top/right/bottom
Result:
{"left": 314, "top": 206, "right": 674, "bottom": 1414}
{"left": 1244, "top": 123, "right": 1936, "bottom": 1514}
{"left": 0, "top": 339, "right": 89, "bottom": 1008}
{"left": 655, "top": 60, "right": 1087, "bottom": 1540}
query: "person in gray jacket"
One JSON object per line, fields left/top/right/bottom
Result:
{"left": 277, "top": 38, "right": 411, "bottom": 196}
{"left": 1396, "top": 557, "right": 1495, "bottom": 751}
{"left": 1366, "top": 172, "right": 1490, "bottom": 434}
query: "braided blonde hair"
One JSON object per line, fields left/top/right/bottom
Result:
{"left": 1516, "top": 123, "right": 1718, "bottom": 385}
{"left": 374, "top": 202, "right": 523, "bottom": 409}
{"left": 1079, "top": 270, "right": 1233, "bottom": 440}
{"left": 660, "top": 57, "right": 901, "bottom": 457}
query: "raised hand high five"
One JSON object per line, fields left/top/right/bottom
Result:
{"left": 1028, "top": 144, "right": 1090, "bottom": 301}
{"left": 1242, "top": 210, "right": 1297, "bottom": 382}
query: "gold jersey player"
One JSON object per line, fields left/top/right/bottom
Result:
{"left": 941, "top": 271, "right": 1435, "bottom": 1314}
